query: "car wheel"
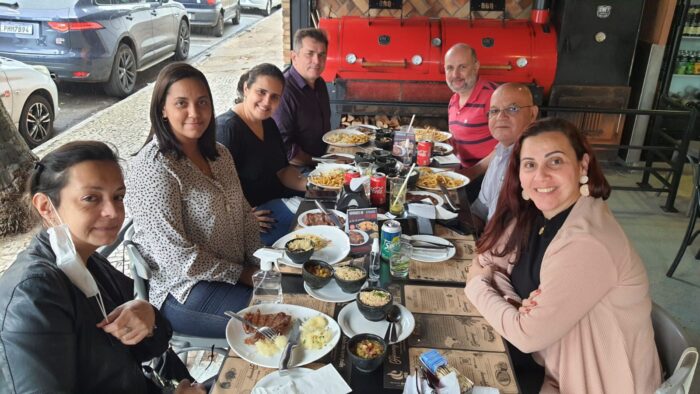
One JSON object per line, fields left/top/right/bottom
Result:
{"left": 263, "top": 0, "right": 271, "bottom": 16}
{"left": 210, "top": 12, "right": 224, "bottom": 37}
{"left": 173, "top": 20, "right": 190, "bottom": 60}
{"left": 19, "top": 94, "right": 54, "bottom": 148}
{"left": 104, "top": 44, "right": 137, "bottom": 98}
{"left": 232, "top": 7, "right": 240, "bottom": 25}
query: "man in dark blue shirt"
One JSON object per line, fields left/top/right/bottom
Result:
{"left": 272, "top": 28, "right": 331, "bottom": 167}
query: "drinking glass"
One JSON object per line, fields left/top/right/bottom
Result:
{"left": 390, "top": 241, "right": 412, "bottom": 278}
{"left": 389, "top": 177, "right": 406, "bottom": 216}
{"left": 356, "top": 161, "right": 373, "bottom": 199}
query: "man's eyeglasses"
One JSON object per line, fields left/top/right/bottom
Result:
{"left": 487, "top": 104, "right": 534, "bottom": 119}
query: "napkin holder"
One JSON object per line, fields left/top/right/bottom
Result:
{"left": 336, "top": 181, "right": 370, "bottom": 213}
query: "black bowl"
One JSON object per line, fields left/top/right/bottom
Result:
{"left": 375, "top": 128, "right": 394, "bottom": 140}
{"left": 347, "top": 333, "right": 387, "bottom": 373}
{"left": 374, "top": 136, "right": 394, "bottom": 150}
{"left": 375, "top": 156, "right": 397, "bottom": 175}
{"left": 354, "top": 151, "right": 375, "bottom": 164}
{"left": 333, "top": 265, "right": 367, "bottom": 293}
{"left": 356, "top": 287, "right": 393, "bottom": 322}
{"left": 402, "top": 168, "right": 420, "bottom": 188}
{"left": 371, "top": 149, "right": 391, "bottom": 161}
{"left": 302, "top": 260, "right": 334, "bottom": 289}
{"left": 285, "top": 239, "right": 314, "bottom": 265}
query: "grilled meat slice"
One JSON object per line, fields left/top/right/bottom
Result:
{"left": 242, "top": 310, "right": 292, "bottom": 345}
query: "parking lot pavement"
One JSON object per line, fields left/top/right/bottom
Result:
{"left": 0, "top": 10, "right": 284, "bottom": 274}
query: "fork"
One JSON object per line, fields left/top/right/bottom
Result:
{"left": 224, "top": 311, "right": 277, "bottom": 340}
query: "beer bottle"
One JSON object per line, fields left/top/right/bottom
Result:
{"left": 677, "top": 51, "right": 688, "bottom": 75}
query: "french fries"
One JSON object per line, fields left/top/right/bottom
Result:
{"left": 417, "top": 168, "right": 465, "bottom": 189}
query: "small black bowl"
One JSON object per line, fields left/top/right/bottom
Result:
{"left": 402, "top": 168, "right": 420, "bottom": 188}
{"left": 354, "top": 151, "right": 375, "bottom": 164}
{"left": 374, "top": 136, "right": 394, "bottom": 150}
{"left": 375, "top": 128, "right": 394, "bottom": 140}
{"left": 285, "top": 239, "right": 314, "bottom": 265}
{"left": 334, "top": 265, "right": 367, "bottom": 293}
{"left": 356, "top": 287, "right": 393, "bottom": 322}
{"left": 347, "top": 333, "right": 387, "bottom": 373}
{"left": 375, "top": 156, "right": 397, "bottom": 175}
{"left": 302, "top": 260, "right": 334, "bottom": 289}
{"left": 371, "top": 149, "right": 391, "bottom": 161}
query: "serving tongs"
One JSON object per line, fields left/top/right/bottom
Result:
{"left": 314, "top": 200, "right": 344, "bottom": 228}
{"left": 402, "top": 235, "right": 454, "bottom": 250}
{"left": 437, "top": 179, "right": 459, "bottom": 212}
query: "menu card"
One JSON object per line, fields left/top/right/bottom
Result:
{"left": 404, "top": 285, "right": 481, "bottom": 316}
{"left": 409, "top": 258, "right": 471, "bottom": 283}
{"left": 392, "top": 130, "right": 416, "bottom": 164}
{"left": 408, "top": 314, "right": 505, "bottom": 352}
{"left": 409, "top": 348, "right": 519, "bottom": 394}
{"left": 346, "top": 208, "right": 378, "bottom": 255}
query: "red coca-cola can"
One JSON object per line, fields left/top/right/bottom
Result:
{"left": 370, "top": 172, "right": 387, "bottom": 206}
{"left": 416, "top": 141, "right": 433, "bottom": 166}
{"left": 344, "top": 170, "right": 360, "bottom": 185}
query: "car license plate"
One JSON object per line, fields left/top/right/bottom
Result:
{"left": 0, "top": 22, "right": 33, "bottom": 35}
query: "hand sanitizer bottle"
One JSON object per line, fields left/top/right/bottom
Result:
{"left": 369, "top": 238, "right": 381, "bottom": 284}
{"left": 252, "top": 259, "right": 282, "bottom": 305}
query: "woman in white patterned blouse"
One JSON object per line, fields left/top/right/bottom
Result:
{"left": 125, "top": 63, "right": 262, "bottom": 338}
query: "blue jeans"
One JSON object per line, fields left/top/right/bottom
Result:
{"left": 161, "top": 281, "right": 253, "bottom": 338}
{"left": 257, "top": 198, "right": 296, "bottom": 246}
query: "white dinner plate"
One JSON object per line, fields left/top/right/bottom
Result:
{"left": 297, "top": 209, "right": 348, "bottom": 228}
{"left": 308, "top": 164, "right": 353, "bottom": 190}
{"left": 409, "top": 235, "right": 456, "bottom": 263}
{"left": 272, "top": 226, "right": 350, "bottom": 267}
{"left": 320, "top": 153, "right": 355, "bottom": 164}
{"left": 226, "top": 304, "right": 341, "bottom": 369}
{"left": 322, "top": 129, "right": 370, "bottom": 147}
{"left": 405, "top": 190, "right": 444, "bottom": 207}
{"left": 253, "top": 368, "right": 314, "bottom": 390}
{"left": 432, "top": 142, "right": 454, "bottom": 156}
{"left": 416, "top": 169, "right": 470, "bottom": 191}
{"left": 347, "top": 229, "right": 369, "bottom": 246}
{"left": 304, "top": 280, "right": 369, "bottom": 303}
{"left": 346, "top": 124, "right": 381, "bottom": 134}
{"left": 337, "top": 302, "right": 415, "bottom": 344}
{"left": 413, "top": 128, "right": 452, "bottom": 142}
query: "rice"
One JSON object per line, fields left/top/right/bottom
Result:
{"left": 359, "top": 290, "right": 391, "bottom": 307}
{"left": 335, "top": 266, "right": 366, "bottom": 281}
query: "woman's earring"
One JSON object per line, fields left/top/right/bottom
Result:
{"left": 579, "top": 175, "right": 590, "bottom": 197}
{"left": 521, "top": 189, "right": 530, "bottom": 201}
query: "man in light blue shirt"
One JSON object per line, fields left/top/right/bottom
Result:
{"left": 471, "top": 83, "right": 539, "bottom": 222}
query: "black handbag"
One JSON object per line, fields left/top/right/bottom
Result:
{"left": 143, "top": 347, "right": 195, "bottom": 393}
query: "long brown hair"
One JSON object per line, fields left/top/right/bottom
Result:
{"left": 476, "top": 118, "right": 611, "bottom": 258}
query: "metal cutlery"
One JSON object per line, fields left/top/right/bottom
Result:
{"left": 224, "top": 311, "right": 277, "bottom": 340}
{"left": 278, "top": 319, "right": 300, "bottom": 375}
{"left": 437, "top": 179, "right": 459, "bottom": 212}
{"left": 314, "top": 200, "right": 344, "bottom": 228}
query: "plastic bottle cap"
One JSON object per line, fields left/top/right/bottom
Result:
{"left": 372, "top": 238, "right": 379, "bottom": 252}
{"left": 260, "top": 260, "right": 273, "bottom": 271}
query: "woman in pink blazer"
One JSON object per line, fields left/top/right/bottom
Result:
{"left": 465, "top": 118, "right": 662, "bottom": 393}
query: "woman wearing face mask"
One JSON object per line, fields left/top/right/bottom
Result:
{"left": 216, "top": 63, "right": 306, "bottom": 245}
{"left": 464, "top": 118, "right": 661, "bottom": 393}
{"left": 0, "top": 141, "right": 204, "bottom": 394}
{"left": 126, "top": 63, "right": 261, "bottom": 338}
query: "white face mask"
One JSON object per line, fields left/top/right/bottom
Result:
{"left": 46, "top": 199, "right": 108, "bottom": 320}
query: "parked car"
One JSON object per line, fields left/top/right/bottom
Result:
{"left": 0, "top": 0, "right": 190, "bottom": 98}
{"left": 0, "top": 57, "right": 58, "bottom": 147}
{"left": 174, "top": 0, "right": 240, "bottom": 37}
{"left": 240, "top": 0, "right": 280, "bottom": 16}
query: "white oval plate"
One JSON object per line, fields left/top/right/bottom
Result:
{"left": 297, "top": 209, "right": 348, "bottom": 228}
{"left": 409, "top": 235, "right": 456, "bottom": 263}
{"left": 226, "top": 304, "right": 341, "bottom": 369}
{"left": 413, "top": 128, "right": 451, "bottom": 142}
{"left": 405, "top": 190, "right": 444, "bottom": 206}
{"left": 348, "top": 229, "right": 370, "bottom": 246}
{"left": 272, "top": 226, "right": 350, "bottom": 267}
{"left": 433, "top": 142, "right": 454, "bottom": 156}
{"left": 337, "top": 302, "right": 415, "bottom": 344}
{"left": 308, "top": 164, "right": 353, "bottom": 190}
{"left": 304, "top": 280, "right": 369, "bottom": 303}
{"left": 416, "top": 169, "right": 470, "bottom": 191}
{"left": 322, "top": 129, "right": 370, "bottom": 147}
{"left": 253, "top": 368, "right": 314, "bottom": 390}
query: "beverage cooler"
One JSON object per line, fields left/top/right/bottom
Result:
{"left": 658, "top": 0, "right": 700, "bottom": 108}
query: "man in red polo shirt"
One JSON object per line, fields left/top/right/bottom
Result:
{"left": 445, "top": 43, "right": 499, "bottom": 172}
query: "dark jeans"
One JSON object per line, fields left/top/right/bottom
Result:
{"left": 161, "top": 281, "right": 253, "bottom": 338}
{"left": 257, "top": 198, "right": 296, "bottom": 246}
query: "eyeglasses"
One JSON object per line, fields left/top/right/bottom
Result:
{"left": 487, "top": 104, "right": 534, "bottom": 119}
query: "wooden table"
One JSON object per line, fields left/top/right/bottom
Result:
{"left": 211, "top": 142, "right": 519, "bottom": 393}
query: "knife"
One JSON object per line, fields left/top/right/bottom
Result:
{"left": 437, "top": 179, "right": 459, "bottom": 212}
{"left": 314, "top": 200, "right": 343, "bottom": 228}
{"left": 278, "top": 319, "right": 300, "bottom": 374}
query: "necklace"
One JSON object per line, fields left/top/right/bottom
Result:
{"left": 538, "top": 218, "right": 548, "bottom": 235}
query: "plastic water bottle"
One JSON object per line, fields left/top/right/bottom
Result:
{"left": 252, "top": 260, "right": 282, "bottom": 305}
{"left": 369, "top": 238, "right": 381, "bottom": 284}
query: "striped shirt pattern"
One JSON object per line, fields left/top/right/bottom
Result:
{"left": 448, "top": 79, "right": 499, "bottom": 168}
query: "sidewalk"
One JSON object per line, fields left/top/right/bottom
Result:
{"left": 0, "top": 11, "right": 285, "bottom": 273}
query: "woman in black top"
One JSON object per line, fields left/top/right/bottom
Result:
{"left": 216, "top": 63, "right": 306, "bottom": 245}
